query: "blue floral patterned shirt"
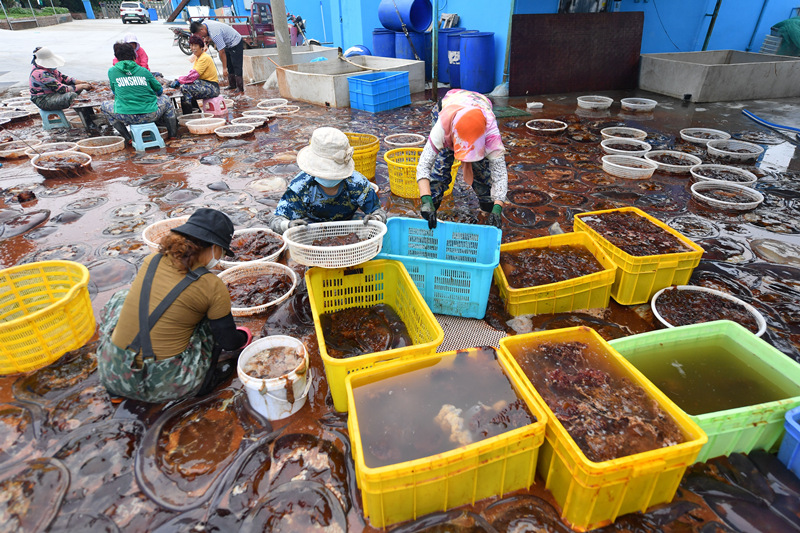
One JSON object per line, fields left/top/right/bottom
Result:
{"left": 274, "top": 171, "right": 380, "bottom": 222}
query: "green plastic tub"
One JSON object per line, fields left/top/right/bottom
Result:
{"left": 611, "top": 320, "right": 800, "bottom": 464}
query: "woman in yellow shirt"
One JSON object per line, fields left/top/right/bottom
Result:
{"left": 170, "top": 35, "right": 220, "bottom": 115}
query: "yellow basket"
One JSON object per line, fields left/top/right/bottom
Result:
{"left": 344, "top": 132, "right": 380, "bottom": 180}
{"left": 499, "top": 327, "right": 707, "bottom": 531}
{"left": 573, "top": 207, "right": 704, "bottom": 305}
{"left": 345, "top": 347, "right": 548, "bottom": 528}
{"left": 306, "top": 259, "right": 444, "bottom": 412}
{"left": 493, "top": 232, "right": 618, "bottom": 316}
{"left": 384, "top": 147, "right": 459, "bottom": 199}
{"left": 0, "top": 261, "right": 95, "bottom": 375}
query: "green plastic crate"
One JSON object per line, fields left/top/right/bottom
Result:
{"left": 611, "top": 320, "right": 800, "bottom": 463}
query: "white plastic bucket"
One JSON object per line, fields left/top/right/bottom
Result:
{"left": 237, "top": 335, "right": 311, "bottom": 421}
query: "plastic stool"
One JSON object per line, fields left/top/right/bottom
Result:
{"left": 129, "top": 122, "right": 165, "bottom": 151}
{"left": 201, "top": 96, "right": 228, "bottom": 116}
{"left": 39, "top": 109, "right": 70, "bottom": 130}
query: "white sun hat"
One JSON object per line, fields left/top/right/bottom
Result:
{"left": 34, "top": 47, "right": 65, "bottom": 69}
{"left": 296, "top": 127, "right": 355, "bottom": 180}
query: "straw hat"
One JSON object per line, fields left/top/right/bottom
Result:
{"left": 34, "top": 47, "right": 65, "bottom": 69}
{"left": 296, "top": 127, "right": 355, "bottom": 180}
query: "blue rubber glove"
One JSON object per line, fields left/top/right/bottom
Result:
{"left": 169, "top": 80, "right": 180, "bottom": 89}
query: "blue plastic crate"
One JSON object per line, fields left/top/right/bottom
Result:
{"left": 348, "top": 71, "right": 411, "bottom": 113}
{"left": 376, "top": 217, "right": 501, "bottom": 319}
{"left": 778, "top": 405, "right": 800, "bottom": 479}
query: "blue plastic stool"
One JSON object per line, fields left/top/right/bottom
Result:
{"left": 129, "top": 123, "right": 165, "bottom": 151}
{"left": 39, "top": 109, "right": 70, "bottom": 130}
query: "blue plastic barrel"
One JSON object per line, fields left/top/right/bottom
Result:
{"left": 460, "top": 32, "right": 495, "bottom": 94}
{"left": 378, "top": 0, "right": 432, "bottom": 33}
{"left": 148, "top": 8, "right": 157, "bottom": 21}
{"left": 447, "top": 30, "right": 477, "bottom": 89}
{"left": 437, "top": 28, "right": 464, "bottom": 84}
{"left": 344, "top": 45, "right": 372, "bottom": 58}
{"left": 373, "top": 28, "right": 396, "bottom": 58}
{"left": 395, "top": 31, "right": 431, "bottom": 79}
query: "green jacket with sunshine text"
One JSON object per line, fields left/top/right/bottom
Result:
{"left": 108, "top": 60, "right": 162, "bottom": 115}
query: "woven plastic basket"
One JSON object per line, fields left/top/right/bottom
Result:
{"left": 283, "top": 220, "right": 387, "bottom": 268}
{"left": 257, "top": 98, "right": 288, "bottom": 109}
{"left": 344, "top": 132, "right": 380, "bottom": 180}
{"left": 680, "top": 128, "right": 731, "bottom": 145}
{"left": 577, "top": 95, "right": 613, "bottom": 110}
{"left": 76, "top": 136, "right": 126, "bottom": 156}
{"left": 242, "top": 110, "right": 276, "bottom": 119}
{"left": 525, "top": 119, "right": 567, "bottom": 134}
{"left": 601, "top": 155, "right": 658, "bottom": 179}
{"left": 0, "top": 139, "right": 42, "bottom": 159}
{"left": 690, "top": 181, "right": 764, "bottom": 211}
{"left": 645, "top": 150, "right": 703, "bottom": 174}
{"left": 141, "top": 216, "right": 190, "bottom": 254}
{"left": 214, "top": 124, "right": 255, "bottom": 138}
{"left": 689, "top": 164, "right": 757, "bottom": 187}
{"left": 231, "top": 116, "right": 266, "bottom": 127}
{"left": 384, "top": 148, "right": 460, "bottom": 198}
{"left": 186, "top": 118, "right": 226, "bottom": 135}
{"left": 384, "top": 133, "right": 426, "bottom": 147}
{"left": 24, "top": 142, "right": 79, "bottom": 158}
{"left": 218, "top": 227, "right": 286, "bottom": 269}
{"left": 600, "top": 138, "right": 651, "bottom": 157}
{"left": 0, "top": 260, "right": 95, "bottom": 375}
{"left": 620, "top": 97, "right": 657, "bottom": 112}
{"left": 651, "top": 285, "right": 767, "bottom": 337}
{"left": 706, "top": 139, "right": 764, "bottom": 162}
{"left": 177, "top": 112, "right": 205, "bottom": 127}
{"left": 218, "top": 262, "right": 298, "bottom": 317}
{"left": 31, "top": 151, "right": 92, "bottom": 178}
{"left": 600, "top": 127, "right": 647, "bottom": 141}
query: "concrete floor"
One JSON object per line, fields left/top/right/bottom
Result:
{"left": 0, "top": 19, "right": 220, "bottom": 88}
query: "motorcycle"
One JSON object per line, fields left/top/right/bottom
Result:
{"left": 170, "top": 27, "right": 192, "bottom": 56}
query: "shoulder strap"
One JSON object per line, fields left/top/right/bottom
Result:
{"left": 127, "top": 254, "right": 210, "bottom": 361}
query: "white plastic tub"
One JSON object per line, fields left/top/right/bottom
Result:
{"left": 237, "top": 335, "right": 312, "bottom": 421}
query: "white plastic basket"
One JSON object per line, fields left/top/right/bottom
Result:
{"left": 706, "top": 139, "right": 764, "bottom": 162}
{"left": 620, "top": 97, "right": 657, "bottom": 112}
{"left": 231, "top": 116, "right": 266, "bottom": 127}
{"left": 218, "top": 262, "right": 298, "bottom": 316}
{"left": 31, "top": 151, "right": 92, "bottom": 177}
{"left": 600, "top": 138, "right": 652, "bottom": 157}
{"left": 525, "top": 119, "right": 567, "bottom": 134}
{"left": 679, "top": 128, "right": 731, "bottom": 145}
{"left": 186, "top": 117, "right": 226, "bottom": 135}
{"left": 645, "top": 150, "right": 703, "bottom": 173}
{"left": 690, "top": 181, "right": 764, "bottom": 211}
{"left": 24, "top": 142, "right": 79, "bottom": 158}
{"left": 384, "top": 133, "right": 426, "bottom": 147}
{"left": 689, "top": 164, "right": 757, "bottom": 187}
{"left": 601, "top": 155, "right": 658, "bottom": 179}
{"left": 219, "top": 227, "right": 286, "bottom": 269}
{"left": 257, "top": 98, "right": 288, "bottom": 109}
{"left": 282, "top": 219, "right": 387, "bottom": 268}
{"left": 651, "top": 285, "right": 767, "bottom": 337}
{"left": 214, "top": 124, "right": 255, "bottom": 138}
{"left": 576, "top": 95, "right": 613, "bottom": 110}
{"left": 141, "top": 216, "right": 190, "bottom": 254}
{"left": 242, "top": 110, "right": 277, "bottom": 119}
{"left": 177, "top": 112, "right": 205, "bottom": 127}
{"left": 0, "top": 139, "right": 42, "bottom": 159}
{"left": 268, "top": 105, "right": 300, "bottom": 115}
{"left": 600, "top": 126, "right": 647, "bottom": 141}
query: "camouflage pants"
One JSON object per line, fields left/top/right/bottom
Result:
{"left": 180, "top": 80, "right": 220, "bottom": 105}
{"left": 429, "top": 102, "right": 493, "bottom": 209}
{"left": 99, "top": 94, "right": 177, "bottom": 127}
{"left": 96, "top": 290, "right": 215, "bottom": 403}
{"left": 31, "top": 92, "right": 78, "bottom": 111}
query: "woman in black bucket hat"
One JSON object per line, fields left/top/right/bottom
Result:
{"left": 96, "top": 208, "right": 253, "bottom": 403}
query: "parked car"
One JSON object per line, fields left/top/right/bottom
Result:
{"left": 120, "top": 2, "right": 150, "bottom": 24}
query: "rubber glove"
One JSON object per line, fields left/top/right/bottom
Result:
{"left": 363, "top": 208, "right": 387, "bottom": 225}
{"left": 487, "top": 204, "right": 502, "bottom": 229}
{"left": 420, "top": 195, "right": 437, "bottom": 229}
{"left": 288, "top": 219, "right": 308, "bottom": 228}
{"left": 236, "top": 326, "right": 253, "bottom": 348}
{"left": 169, "top": 80, "right": 180, "bottom": 89}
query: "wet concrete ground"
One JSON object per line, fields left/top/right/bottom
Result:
{"left": 1, "top": 85, "right": 800, "bottom": 531}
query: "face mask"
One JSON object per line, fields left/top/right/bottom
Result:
{"left": 205, "top": 246, "right": 221, "bottom": 270}
{"left": 316, "top": 178, "right": 341, "bottom": 188}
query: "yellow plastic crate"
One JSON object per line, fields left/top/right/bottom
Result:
{"left": 346, "top": 347, "right": 548, "bottom": 528}
{"left": 573, "top": 207, "right": 704, "bottom": 305}
{"left": 345, "top": 132, "right": 380, "bottom": 180}
{"left": 0, "top": 261, "right": 95, "bottom": 375}
{"left": 306, "top": 259, "right": 444, "bottom": 412}
{"left": 493, "top": 232, "right": 618, "bottom": 316}
{"left": 499, "top": 326, "right": 707, "bottom": 531}
{"left": 384, "top": 147, "right": 459, "bottom": 198}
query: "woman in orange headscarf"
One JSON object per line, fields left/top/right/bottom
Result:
{"left": 415, "top": 89, "right": 508, "bottom": 229}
